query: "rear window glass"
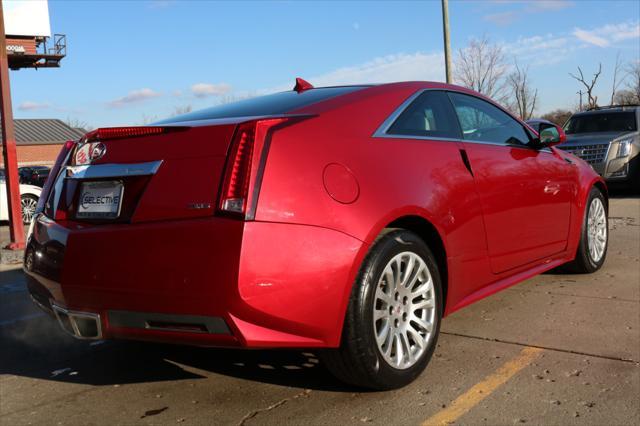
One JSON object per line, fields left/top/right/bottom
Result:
{"left": 158, "top": 86, "right": 367, "bottom": 124}
{"left": 564, "top": 112, "right": 637, "bottom": 134}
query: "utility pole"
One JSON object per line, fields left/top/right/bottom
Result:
{"left": 577, "top": 90, "right": 583, "bottom": 111}
{"left": 441, "top": 0, "right": 452, "bottom": 84}
{"left": 0, "top": 0, "right": 25, "bottom": 250}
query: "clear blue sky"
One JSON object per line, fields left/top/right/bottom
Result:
{"left": 10, "top": 0, "right": 640, "bottom": 128}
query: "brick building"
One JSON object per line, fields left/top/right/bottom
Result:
{"left": 0, "top": 119, "right": 85, "bottom": 166}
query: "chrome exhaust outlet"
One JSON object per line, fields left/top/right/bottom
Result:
{"left": 51, "top": 304, "right": 103, "bottom": 340}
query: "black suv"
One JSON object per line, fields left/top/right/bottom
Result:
{"left": 560, "top": 106, "right": 639, "bottom": 188}
{"left": 18, "top": 166, "right": 51, "bottom": 187}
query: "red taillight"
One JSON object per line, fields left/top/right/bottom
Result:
{"left": 218, "top": 118, "right": 289, "bottom": 218}
{"left": 220, "top": 122, "right": 255, "bottom": 214}
{"left": 39, "top": 140, "right": 76, "bottom": 216}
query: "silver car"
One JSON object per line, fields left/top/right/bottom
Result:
{"left": 560, "top": 106, "right": 639, "bottom": 189}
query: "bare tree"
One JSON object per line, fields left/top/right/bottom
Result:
{"left": 613, "top": 89, "right": 638, "bottom": 105}
{"left": 454, "top": 36, "right": 508, "bottom": 102}
{"left": 507, "top": 61, "right": 537, "bottom": 120}
{"left": 171, "top": 105, "right": 193, "bottom": 117}
{"left": 610, "top": 53, "right": 625, "bottom": 105}
{"left": 65, "top": 116, "right": 93, "bottom": 131}
{"left": 541, "top": 109, "right": 574, "bottom": 127}
{"left": 624, "top": 61, "right": 640, "bottom": 103}
{"left": 569, "top": 64, "right": 602, "bottom": 109}
{"left": 139, "top": 114, "right": 158, "bottom": 125}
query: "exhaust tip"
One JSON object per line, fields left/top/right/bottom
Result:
{"left": 52, "top": 304, "right": 103, "bottom": 340}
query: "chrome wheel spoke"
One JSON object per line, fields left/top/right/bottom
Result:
{"left": 410, "top": 315, "right": 433, "bottom": 334}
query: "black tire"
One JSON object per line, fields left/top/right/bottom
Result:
{"left": 20, "top": 194, "right": 38, "bottom": 224}
{"left": 321, "top": 229, "right": 443, "bottom": 390}
{"left": 563, "top": 187, "right": 608, "bottom": 273}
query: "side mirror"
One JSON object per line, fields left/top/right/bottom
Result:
{"left": 537, "top": 124, "right": 566, "bottom": 147}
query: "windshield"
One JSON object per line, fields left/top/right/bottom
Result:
{"left": 564, "top": 112, "right": 637, "bottom": 134}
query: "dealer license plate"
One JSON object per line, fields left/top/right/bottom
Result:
{"left": 77, "top": 181, "right": 124, "bottom": 219}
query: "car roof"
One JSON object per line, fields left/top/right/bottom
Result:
{"left": 571, "top": 105, "right": 639, "bottom": 117}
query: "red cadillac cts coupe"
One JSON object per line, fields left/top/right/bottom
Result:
{"left": 25, "top": 80, "right": 608, "bottom": 389}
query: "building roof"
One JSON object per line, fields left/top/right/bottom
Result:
{"left": 0, "top": 119, "right": 86, "bottom": 145}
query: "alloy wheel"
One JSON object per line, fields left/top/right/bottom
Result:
{"left": 21, "top": 197, "right": 37, "bottom": 223}
{"left": 587, "top": 197, "right": 607, "bottom": 263}
{"left": 373, "top": 251, "right": 437, "bottom": 370}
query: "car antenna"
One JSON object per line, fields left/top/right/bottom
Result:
{"left": 294, "top": 77, "right": 314, "bottom": 93}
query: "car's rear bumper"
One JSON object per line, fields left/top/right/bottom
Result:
{"left": 24, "top": 214, "right": 364, "bottom": 348}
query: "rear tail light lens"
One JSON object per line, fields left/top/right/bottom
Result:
{"left": 220, "top": 122, "right": 256, "bottom": 214}
{"left": 218, "top": 118, "right": 289, "bottom": 218}
{"left": 39, "top": 140, "right": 76, "bottom": 216}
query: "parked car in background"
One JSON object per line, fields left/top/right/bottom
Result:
{"left": 0, "top": 169, "right": 42, "bottom": 223}
{"left": 560, "top": 106, "right": 639, "bottom": 189}
{"left": 18, "top": 166, "right": 51, "bottom": 187}
{"left": 24, "top": 81, "right": 608, "bottom": 390}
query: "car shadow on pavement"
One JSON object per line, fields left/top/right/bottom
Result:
{"left": 0, "top": 317, "right": 356, "bottom": 392}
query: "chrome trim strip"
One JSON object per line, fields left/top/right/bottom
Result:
{"left": 66, "top": 160, "right": 163, "bottom": 179}
{"left": 372, "top": 88, "right": 552, "bottom": 153}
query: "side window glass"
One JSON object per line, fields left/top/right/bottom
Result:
{"left": 387, "top": 91, "right": 461, "bottom": 139}
{"left": 448, "top": 92, "right": 530, "bottom": 145}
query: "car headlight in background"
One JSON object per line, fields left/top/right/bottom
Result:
{"left": 615, "top": 138, "right": 633, "bottom": 158}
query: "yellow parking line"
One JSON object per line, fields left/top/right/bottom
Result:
{"left": 422, "top": 346, "right": 544, "bottom": 426}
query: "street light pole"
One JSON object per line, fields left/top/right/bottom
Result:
{"left": 0, "top": 0, "right": 25, "bottom": 250}
{"left": 441, "top": 0, "right": 452, "bottom": 84}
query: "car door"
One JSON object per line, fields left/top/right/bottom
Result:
{"left": 447, "top": 91, "right": 574, "bottom": 274}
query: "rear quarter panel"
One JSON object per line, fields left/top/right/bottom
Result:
{"left": 255, "top": 84, "right": 490, "bottom": 316}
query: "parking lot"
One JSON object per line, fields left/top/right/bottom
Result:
{"left": 1, "top": 194, "right": 638, "bottom": 426}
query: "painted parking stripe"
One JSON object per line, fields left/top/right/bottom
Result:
{"left": 422, "top": 347, "right": 543, "bottom": 426}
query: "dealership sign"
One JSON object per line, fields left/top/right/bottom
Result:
{"left": 3, "top": 0, "right": 51, "bottom": 37}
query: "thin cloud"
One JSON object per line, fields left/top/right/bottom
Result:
{"left": 191, "top": 83, "right": 232, "bottom": 98}
{"left": 305, "top": 52, "right": 444, "bottom": 86}
{"left": 525, "top": 0, "right": 573, "bottom": 12}
{"left": 573, "top": 28, "right": 609, "bottom": 47}
{"left": 108, "top": 88, "right": 162, "bottom": 108}
{"left": 484, "top": 0, "right": 573, "bottom": 26}
{"left": 484, "top": 11, "right": 519, "bottom": 27}
{"left": 18, "top": 101, "right": 50, "bottom": 111}
{"left": 147, "top": 0, "right": 174, "bottom": 9}
{"left": 573, "top": 21, "right": 639, "bottom": 47}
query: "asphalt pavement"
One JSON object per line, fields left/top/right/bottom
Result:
{"left": 1, "top": 195, "right": 638, "bottom": 425}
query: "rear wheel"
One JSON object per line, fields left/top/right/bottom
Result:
{"left": 321, "top": 230, "right": 442, "bottom": 390}
{"left": 564, "top": 187, "right": 608, "bottom": 273}
{"left": 21, "top": 194, "right": 38, "bottom": 224}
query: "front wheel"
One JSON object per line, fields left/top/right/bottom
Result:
{"left": 321, "top": 230, "right": 442, "bottom": 390}
{"left": 21, "top": 194, "right": 38, "bottom": 224}
{"left": 564, "top": 187, "right": 608, "bottom": 273}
